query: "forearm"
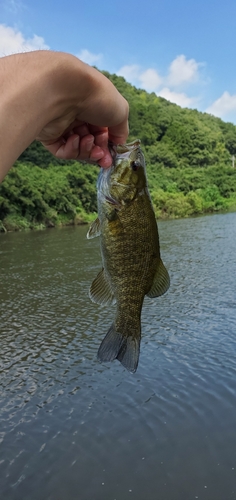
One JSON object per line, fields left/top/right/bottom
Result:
{"left": 0, "top": 51, "right": 129, "bottom": 182}
{"left": 0, "top": 51, "right": 58, "bottom": 181}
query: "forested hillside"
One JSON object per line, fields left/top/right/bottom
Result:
{"left": 1, "top": 71, "right": 236, "bottom": 231}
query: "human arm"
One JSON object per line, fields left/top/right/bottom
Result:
{"left": 0, "top": 50, "right": 129, "bottom": 183}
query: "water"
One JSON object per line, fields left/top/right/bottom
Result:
{"left": 0, "top": 213, "right": 236, "bottom": 500}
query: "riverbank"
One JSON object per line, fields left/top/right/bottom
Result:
{"left": 1, "top": 200, "right": 236, "bottom": 232}
{"left": 1, "top": 159, "right": 236, "bottom": 233}
{"left": 0, "top": 211, "right": 95, "bottom": 232}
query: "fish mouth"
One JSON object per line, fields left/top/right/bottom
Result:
{"left": 109, "top": 139, "right": 141, "bottom": 164}
{"left": 97, "top": 139, "right": 142, "bottom": 203}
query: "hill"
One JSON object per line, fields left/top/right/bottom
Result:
{"left": 1, "top": 71, "right": 236, "bottom": 231}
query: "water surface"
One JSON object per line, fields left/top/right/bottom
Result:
{"left": 0, "top": 213, "right": 236, "bottom": 500}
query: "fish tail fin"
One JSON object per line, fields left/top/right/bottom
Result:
{"left": 97, "top": 323, "right": 140, "bottom": 373}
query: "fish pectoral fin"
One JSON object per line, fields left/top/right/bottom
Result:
{"left": 146, "top": 258, "right": 170, "bottom": 298}
{"left": 87, "top": 217, "right": 101, "bottom": 239}
{"left": 89, "top": 268, "right": 116, "bottom": 306}
{"left": 97, "top": 323, "right": 140, "bottom": 373}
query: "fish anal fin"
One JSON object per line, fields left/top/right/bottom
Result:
{"left": 97, "top": 323, "right": 140, "bottom": 373}
{"left": 146, "top": 258, "right": 170, "bottom": 298}
{"left": 89, "top": 268, "right": 116, "bottom": 306}
{"left": 87, "top": 217, "right": 101, "bottom": 239}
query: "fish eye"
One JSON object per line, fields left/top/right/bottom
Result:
{"left": 131, "top": 161, "right": 140, "bottom": 172}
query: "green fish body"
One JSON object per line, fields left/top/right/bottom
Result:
{"left": 87, "top": 139, "right": 170, "bottom": 373}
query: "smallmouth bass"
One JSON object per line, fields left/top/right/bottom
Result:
{"left": 87, "top": 139, "right": 170, "bottom": 373}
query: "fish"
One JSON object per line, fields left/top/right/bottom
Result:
{"left": 87, "top": 139, "right": 170, "bottom": 373}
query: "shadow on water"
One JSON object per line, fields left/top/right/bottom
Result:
{"left": 0, "top": 214, "right": 236, "bottom": 500}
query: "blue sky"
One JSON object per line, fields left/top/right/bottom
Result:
{"left": 1, "top": 0, "right": 236, "bottom": 123}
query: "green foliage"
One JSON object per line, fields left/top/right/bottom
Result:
{"left": 1, "top": 70, "right": 236, "bottom": 230}
{"left": 146, "top": 143, "right": 179, "bottom": 168}
{"left": 0, "top": 162, "right": 98, "bottom": 230}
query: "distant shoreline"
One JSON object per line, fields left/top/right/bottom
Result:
{"left": 1, "top": 206, "right": 236, "bottom": 233}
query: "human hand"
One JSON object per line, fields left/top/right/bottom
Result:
{"left": 0, "top": 51, "right": 129, "bottom": 182}
{"left": 39, "top": 122, "right": 127, "bottom": 168}
{"left": 37, "top": 57, "right": 129, "bottom": 168}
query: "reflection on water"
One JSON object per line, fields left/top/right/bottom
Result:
{"left": 0, "top": 213, "right": 236, "bottom": 500}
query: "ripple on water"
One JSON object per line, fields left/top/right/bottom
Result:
{"left": 0, "top": 216, "right": 236, "bottom": 500}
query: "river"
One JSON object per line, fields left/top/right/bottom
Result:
{"left": 0, "top": 213, "right": 236, "bottom": 500}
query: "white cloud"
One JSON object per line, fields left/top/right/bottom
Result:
{"left": 0, "top": 24, "right": 49, "bottom": 57}
{"left": 116, "top": 53, "right": 207, "bottom": 112}
{"left": 117, "top": 64, "right": 141, "bottom": 82}
{"left": 116, "top": 54, "right": 203, "bottom": 107}
{"left": 158, "top": 87, "right": 197, "bottom": 108}
{"left": 167, "top": 54, "right": 201, "bottom": 87}
{"left": 76, "top": 49, "right": 103, "bottom": 66}
{"left": 117, "top": 65, "right": 162, "bottom": 92}
{"left": 139, "top": 68, "right": 162, "bottom": 92}
{"left": 206, "top": 91, "right": 236, "bottom": 118}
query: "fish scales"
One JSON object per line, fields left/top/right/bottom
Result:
{"left": 87, "top": 139, "right": 170, "bottom": 373}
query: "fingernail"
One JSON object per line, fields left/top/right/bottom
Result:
{"left": 90, "top": 146, "right": 104, "bottom": 160}
{"left": 86, "top": 138, "right": 94, "bottom": 152}
{"left": 73, "top": 135, "right": 80, "bottom": 149}
{"left": 101, "top": 155, "right": 112, "bottom": 168}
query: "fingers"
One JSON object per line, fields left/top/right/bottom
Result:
{"left": 36, "top": 59, "right": 129, "bottom": 169}
{"left": 105, "top": 96, "right": 129, "bottom": 145}
{"left": 76, "top": 76, "right": 129, "bottom": 145}
{"left": 42, "top": 132, "right": 113, "bottom": 167}
{"left": 42, "top": 134, "right": 81, "bottom": 159}
{"left": 40, "top": 116, "right": 128, "bottom": 168}
{"left": 84, "top": 125, "right": 113, "bottom": 167}
{"left": 108, "top": 118, "right": 129, "bottom": 145}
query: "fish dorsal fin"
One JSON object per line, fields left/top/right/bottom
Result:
{"left": 87, "top": 217, "right": 101, "bottom": 239}
{"left": 146, "top": 259, "right": 170, "bottom": 298}
{"left": 89, "top": 268, "right": 116, "bottom": 306}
